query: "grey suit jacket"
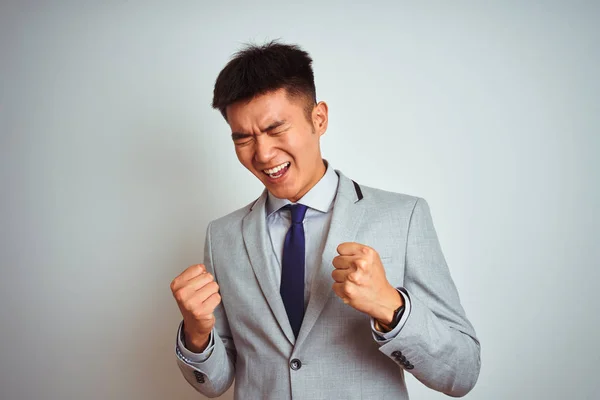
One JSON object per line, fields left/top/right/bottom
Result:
{"left": 176, "top": 170, "right": 481, "bottom": 399}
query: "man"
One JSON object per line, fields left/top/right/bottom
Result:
{"left": 171, "top": 41, "right": 480, "bottom": 399}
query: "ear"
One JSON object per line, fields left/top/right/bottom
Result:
{"left": 312, "top": 101, "right": 329, "bottom": 136}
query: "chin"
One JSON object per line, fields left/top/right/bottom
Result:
{"left": 268, "top": 186, "right": 292, "bottom": 199}
{"left": 254, "top": 169, "right": 301, "bottom": 200}
{"left": 268, "top": 183, "right": 299, "bottom": 201}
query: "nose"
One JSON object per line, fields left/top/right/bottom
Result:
{"left": 254, "top": 135, "right": 276, "bottom": 164}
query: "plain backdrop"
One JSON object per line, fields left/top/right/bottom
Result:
{"left": 1, "top": 1, "right": 599, "bottom": 399}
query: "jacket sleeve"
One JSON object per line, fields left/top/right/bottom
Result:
{"left": 378, "top": 198, "right": 481, "bottom": 397}
{"left": 175, "top": 221, "right": 237, "bottom": 397}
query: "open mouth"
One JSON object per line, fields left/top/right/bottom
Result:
{"left": 263, "top": 162, "right": 290, "bottom": 179}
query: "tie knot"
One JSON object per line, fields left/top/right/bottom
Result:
{"left": 287, "top": 204, "right": 308, "bottom": 224}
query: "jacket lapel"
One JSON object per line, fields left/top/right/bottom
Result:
{"left": 295, "top": 171, "right": 365, "bottom": 349}
{"left": 242, "top": 190, "right": 296, "bottom": 345}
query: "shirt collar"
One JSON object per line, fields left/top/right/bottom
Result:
{"left": 266, "top": 160, "right": 339, "bottom": 217}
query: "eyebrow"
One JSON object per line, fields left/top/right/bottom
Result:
{"left": 231, "top": 120, "right": 287, "bottom": 140}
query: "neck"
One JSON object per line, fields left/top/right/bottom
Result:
{"left": 288, "top": 159, "right": 327, "bottom": 202}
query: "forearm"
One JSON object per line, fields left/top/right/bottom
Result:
{"left": 383, "top": 197, "right": 480, "bottom": 396}
{"left": 371, "top": 285, "right": 404, "bottom": 329}
{"left": 183, "top": 321, "right": 212, "bottom": 353}
{"left": 175, "top": 325, "right": 236, "bottom": 397}
{"left": 177, "top": 224, "right": 237, "bottom": 397}
{"left": 379, "top": 292, "right": 480, "bottom": 397}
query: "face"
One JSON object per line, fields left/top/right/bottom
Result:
{"left": 226, "top": 88, "right": 328, "bottom": 202}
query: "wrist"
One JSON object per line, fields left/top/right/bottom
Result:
{"left": 374, "top": 287, "right": 403, "bottom": 327}
{"left": 183, "top": 324, "right": 211, "bottom": 353}
{"left": 185, "top": 332, "right": 211, "bottom": 353}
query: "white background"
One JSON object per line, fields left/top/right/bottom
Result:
{"left": 1, "top": 1, "right": 599, "bottom": 399}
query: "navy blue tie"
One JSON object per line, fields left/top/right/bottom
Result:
{"left": 280, "top": 204, "right": 308, "bottom": 338}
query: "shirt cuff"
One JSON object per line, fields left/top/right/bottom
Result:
{"left": 175, "top": 320, "right": 215, "bottom": 364}
{"left": 370, "top": 288, "right": 412, "bottom": 343}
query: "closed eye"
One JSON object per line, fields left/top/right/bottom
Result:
{"left": 234, "top": 138, "right": 254, "bottom": 147}
{"left": 268, "top": 129, "right": 287, "bottom": 137}
{"left": 231, "top": 120, "right": 288, "bottom": 144}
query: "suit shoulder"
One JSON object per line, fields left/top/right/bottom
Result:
{"left": 358, "top": 183, "right": 423, "bottom": 211}
{"left": 208, "top": 197, "right": 257, "bottom": 231}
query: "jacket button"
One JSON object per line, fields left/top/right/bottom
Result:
{"left": 405, "top": 364, "right": 414, "bottom": 370}
{"left": 290, "top": 358, "right": 302, "bottom": 370}
{"left": 193, "top": 371, "right": 205, "bottom": 383}
{"left": 391, "top": 351, "right": 402, "bottom": 358}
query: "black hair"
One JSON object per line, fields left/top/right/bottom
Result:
{"left": 212, "top": 40, "right": 317, "bottom": 120}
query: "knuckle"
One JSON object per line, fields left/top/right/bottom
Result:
{"left": 342, "top": 284, "right": 354, "bottom": 298}
{"left": 207, "top": 281, "right": 219, "bottom": 292}
{"left": 173, "top": 289, "right": 185, "bottom": 303}
{"left": 191, "top": 264, "right": 205, "bottom": 274}
{"left": 348, "top": 271, "right": 362, "bottom": 284}
{"left": 354, "top": 259, "right": 368, "bottom": 270}
{"left": 181, "top": 297, "right": 195, "bottom": 311}
{"left": 191, "top": 308, "right": 205, "bottom": 319}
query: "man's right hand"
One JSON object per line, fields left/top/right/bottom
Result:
{"left": 171, "top": 264, "right": 221, "bottom": 353}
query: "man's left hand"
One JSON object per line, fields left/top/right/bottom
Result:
{"left": 332, "top": 242, "right": 403, "bottom": 326}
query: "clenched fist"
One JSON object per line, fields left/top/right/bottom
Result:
{"left": 171, "top": 264, "right": 221, "bottom": 352}
{"left": 332, "top": 243, "right": 403, "bottom": 328}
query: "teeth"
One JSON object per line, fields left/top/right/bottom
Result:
{"left": 264, "top": 162, "right": 290, "bottom": 175}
